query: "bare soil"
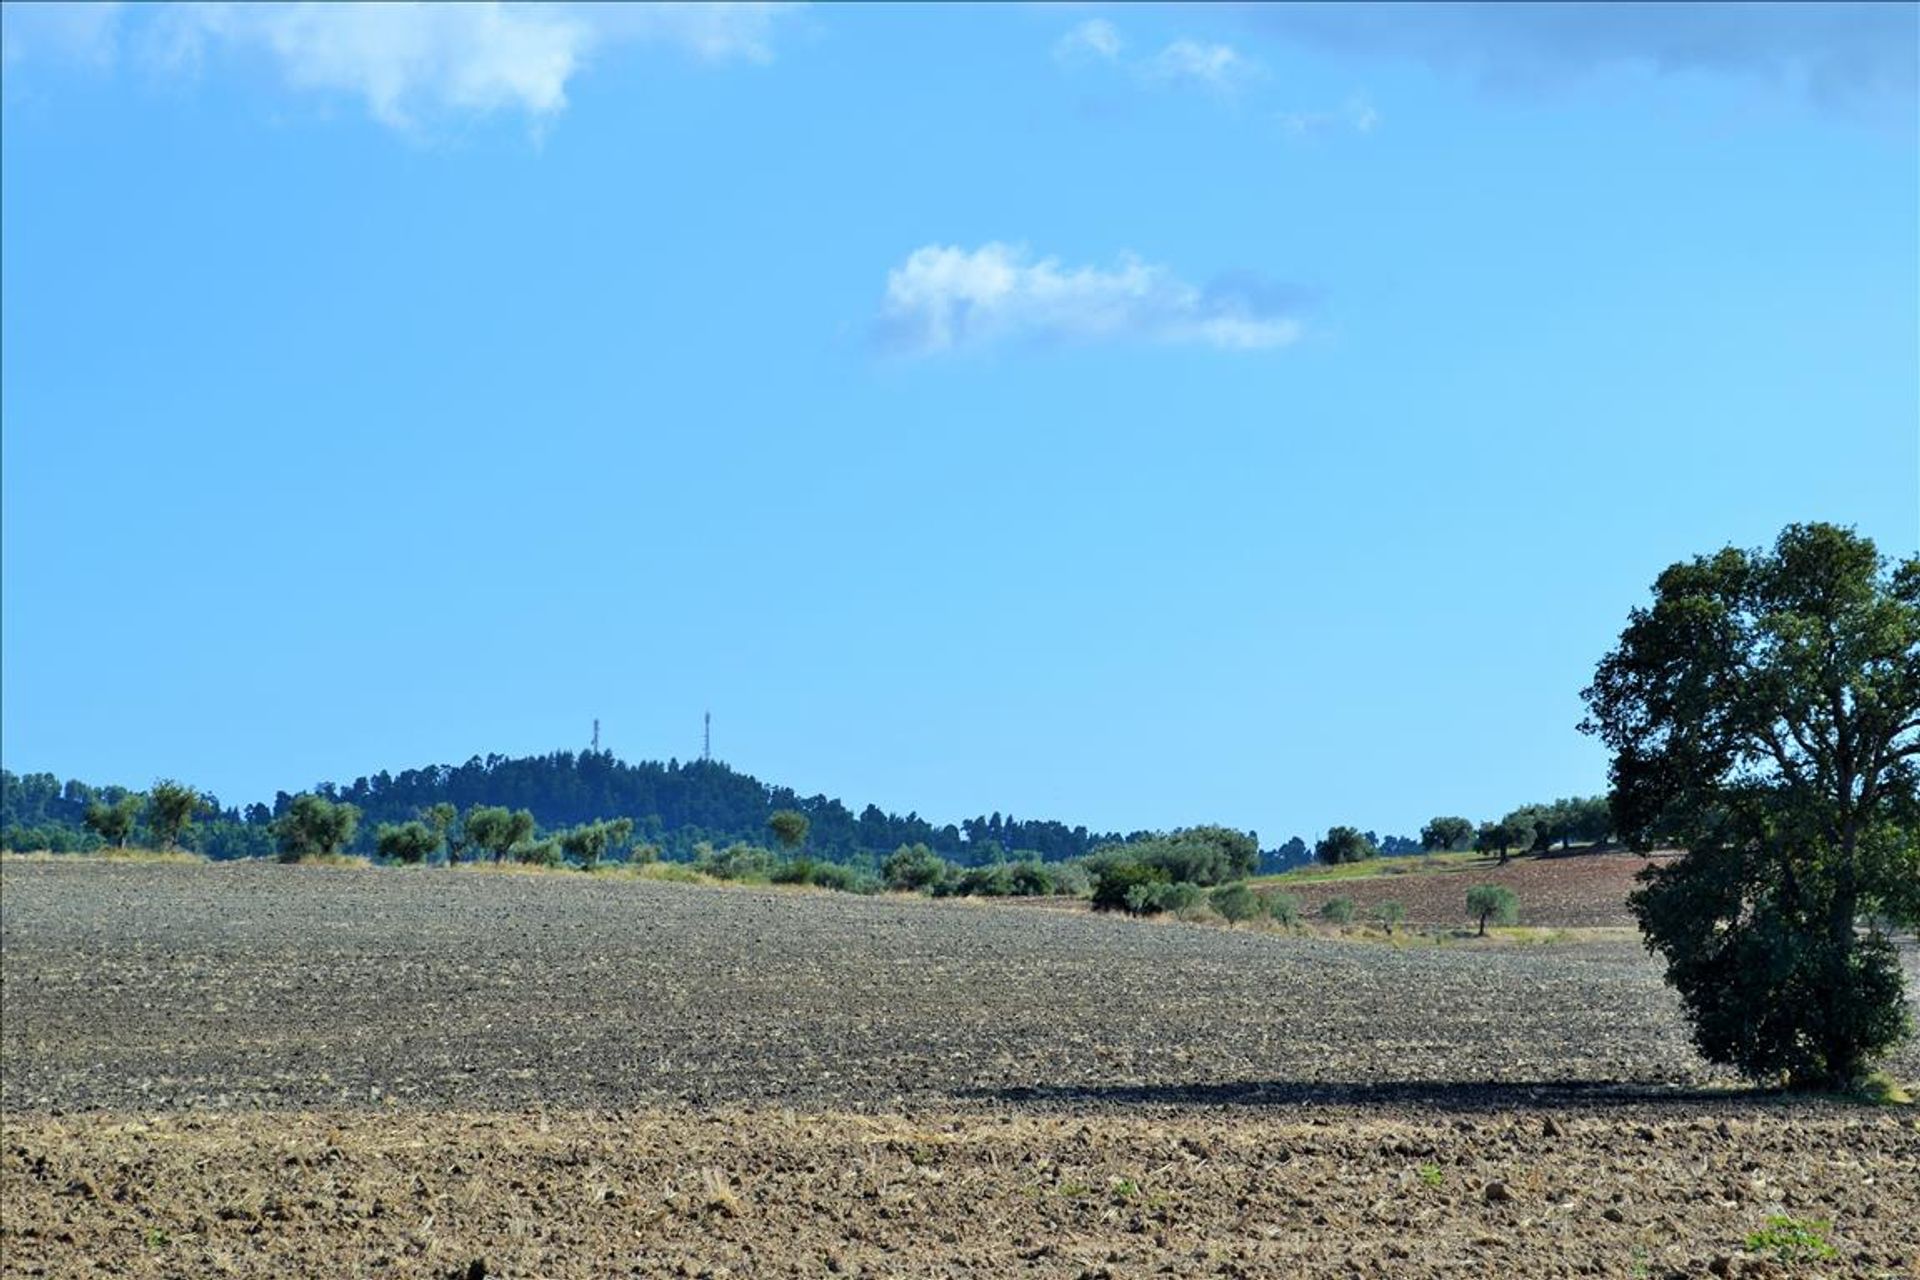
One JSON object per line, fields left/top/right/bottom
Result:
{"left": 1267, "top": 850, "right": 1671, "bottom": 929}
{"left": 2, "top": 860, "right": 1916, "bottom": 1279}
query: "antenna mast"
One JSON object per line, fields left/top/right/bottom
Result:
{"left": 703, "top": 711, "right": 711, "bottom": 763}
{"left": 592, "top": 718, "right": 600, "bottom": 753}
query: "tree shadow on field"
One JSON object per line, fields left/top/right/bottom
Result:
{"left": 971, "top": 1079, "right": 1803, "bottom": 1114}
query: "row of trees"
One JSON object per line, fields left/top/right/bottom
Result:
{"left": 1310, "top": 796, "right": 1614, "bottom": 869}
{"left": 0, "top": 757, "right": 1147, "bottom": 865}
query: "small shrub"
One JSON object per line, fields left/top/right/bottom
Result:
{"left": 694, "top": 842, "right": 777, "bottom": 882}
{"left": 956, "top": 864, "right": 1015, "bottom": 897}
{"left": 883, "top": 843, "right": 952, "bottom": 892}
{"left": 1266, "top": 893, "right": 1301, "bottom": 926}
{"left": 1045, "top": 861, "right": 1091, "bottom": 897}
{"left": 1320, "top": 897, "right": 1356, "bottom": 925}
{"left": 771, "top": 856, "right": 817, "bottom": 885}
{"left": 375, "top": 820, "right": 439, "bottom": 865}
{"left": 1210, "top": 882, "right": 1261, "bottom": 926}
{"left": 1006, "top": 862, "right": 1057, "bottom": 896}
{"left": 511, "top": 838, "right": 562, "bottom": 867}
{"left": 1161, "top": 882, "right": 1203, "bottom": 915}
{"left": 1466, "top": 884, "right": 1520, "bottom": 935}
{"left": 1745, "top": 1216, "right": 1837, "bottom": 1265}
{"left": 1370, "top": 900, "right": 1406, "bottom": 934}
{"left": 1091, "top": 859, "right": 1170, "bottom": 913}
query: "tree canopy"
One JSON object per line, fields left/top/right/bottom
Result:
{"left": 1582, "top": 522, "right": 1920, "bottom": 1089}
{"left": 1315, "top": 826, "right": 1377, "bottom": 866}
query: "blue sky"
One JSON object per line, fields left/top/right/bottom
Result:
{"left": 3, "top": 2, "right": 1915, "bottom": 844}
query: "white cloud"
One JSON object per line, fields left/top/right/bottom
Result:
{"left": 15, "top": 2, "right": 801, "bottom": 131}
{"left": 1278, "top": 94, "right": 1381, "bottom": 139}
{"left": 1142, "top": 38, "right": 1260, "bottom": 92}
{"left": 1, "top": 2, "right": 123, "bottom": 70}
{"left": 1054, "top": 18, "right": 1122, "bottom": 64}
{"left": 877, "top": 243, "right": 1305, "bottom": 356}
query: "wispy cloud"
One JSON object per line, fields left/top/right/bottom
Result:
{"left": 1242, "top": 2, "right": 1917, "bottom": 109}
{"left": 877, "top": 244, "right": 1307, "bottom": 357}
{"left": 1053, "top": 18, "right": 1264, "bottom": 98}
{"left": 1142, "top": 38, "right": 1261, "bottom": 93}
{"left": 1, "top": 1, "right": 124, "bottom": 70}
{"left": 1278, "top": 95, "right": 1381, "bottom": 140}
{"left": 1053, "top": 18, "right": 1121, "bottom": 65}
{"left": 6, "top": 2, "right": 803, "bottom": 131}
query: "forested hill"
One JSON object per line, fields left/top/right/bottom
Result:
{"left": 1, "top": 751, "right": 1158, "bottom": 864}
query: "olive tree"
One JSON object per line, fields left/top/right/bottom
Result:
{"left": 376, "top": 820, "right": 440, "bottom": 864}
{"left": 147, "top": 779, "right": 205, "bottom": 851}
{"left": 1581, "top": 523, "right": 1920, "bottom": 1090}
{"left": 1421, "top": 816, "right": 1474, "bottom": 853}
{"left": 1466, "top": 884, "right": 1518, "bottom": 936}
{"left": 558, "top": 817, "right": 635, "bottom": 870}
{"left": 464, "top": 806, "right": 535, "bottom": 863}
{"left": 1315, "top": 826, "right": 1377, "bottom": 866}
{"left": 83, "top": 795, "right": 143, "bottom": 848}
{"left": 274, "top": 794, "right": 361, "bottom": 861}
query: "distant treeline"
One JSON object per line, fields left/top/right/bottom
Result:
{"left": 0, "top": 751, "right": 1598, "bottom": 871}
{"left": 2, "top": 753, "right": 1186, "bottom": 865}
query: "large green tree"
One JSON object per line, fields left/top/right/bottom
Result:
{"left": 1581, "top": 523, "right": 1920, "bottom": 1089}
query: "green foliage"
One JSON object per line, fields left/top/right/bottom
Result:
{"left": 1744, "top": 1216, "right": 1837, "bottom": 1264}
{"left": 464, "top": 806, "right": 535, "bottom": 863}
{"left": 274, "top": 794, "right": 361, "bottom": 861}
{"left": 511, "top": 837, "right": 563, "bottom": 867}
{"left": 1370, "top": 900, "right": 1406, "bottom": 934}
{"left": 1043, "top": 860, "right": 1091, "bottom": 897}
{"left": 1266, "top": 892, "right": 1301, "bottom": 926}
{"left": 1090, "top": 859, "right": 1170, "bottom": 913}
{"left": 1125, "top": 880, "right": 1203, "bottom": 917}
{"left": 883, "top": 843, "right": 952, "bottom": 892}
{"left": 1209, "top": 882, "right": 1261, "bottom": 925}
{"left": 692, "top": 841, "right": 778, "bottom": 882}
{"left": 1417, "top": 1164, "right": 1443, "bottom": 1187}
{"left": 146, "top": 780, "right": 204, "bottom": 851}
{"left": 1088, "top": 826, "right": 1258, "bottom": 888}
{"left": 83, "top": 795, "right": 142, "bottom": 848}
{"left": 928, "top": 859, "right": 1082, "bottom": 899}
{"left": 1582, "top": 523, "right": 1920, "bottom": 1089}
{"left": 1498, "top": 797, "right": 1611, "bottom": 854}
{"left": 954, "top": 864, "right": 1015, "bottom": 896}
{"left": 1466, "top": 884, "right": 1519, "bottom": 935}
{"left": 767, "top": 809, "right": 810, "bottom": 852}
{"left": 1319, "top": 896, "right": 1355, "bottom": 924}
{"left": 557, "top": 817, "right": 635, "bottom": 869}
{"left": 1315, "top": 826, "right": 1377, "bottom": 866}
{"left": 374, "top": 820, "right": 439, "bottom": 864}
{"left": 1420, "top": 816, "right": 1474, "bottom": 852}
{"left": 1474, "top": 819, "right": 1527, "bottom": 860}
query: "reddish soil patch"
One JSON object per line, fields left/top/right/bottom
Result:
{"left": 1270, "top": 851, "right": 1676, "bottom": 930}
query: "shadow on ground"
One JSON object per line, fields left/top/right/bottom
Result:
{"left": 970, "top": 1078, "right": 1825, "bottom": 1113}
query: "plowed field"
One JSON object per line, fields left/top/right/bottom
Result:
{"left": 3, "top": 860, "right": 1916, "bottom": 1279}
